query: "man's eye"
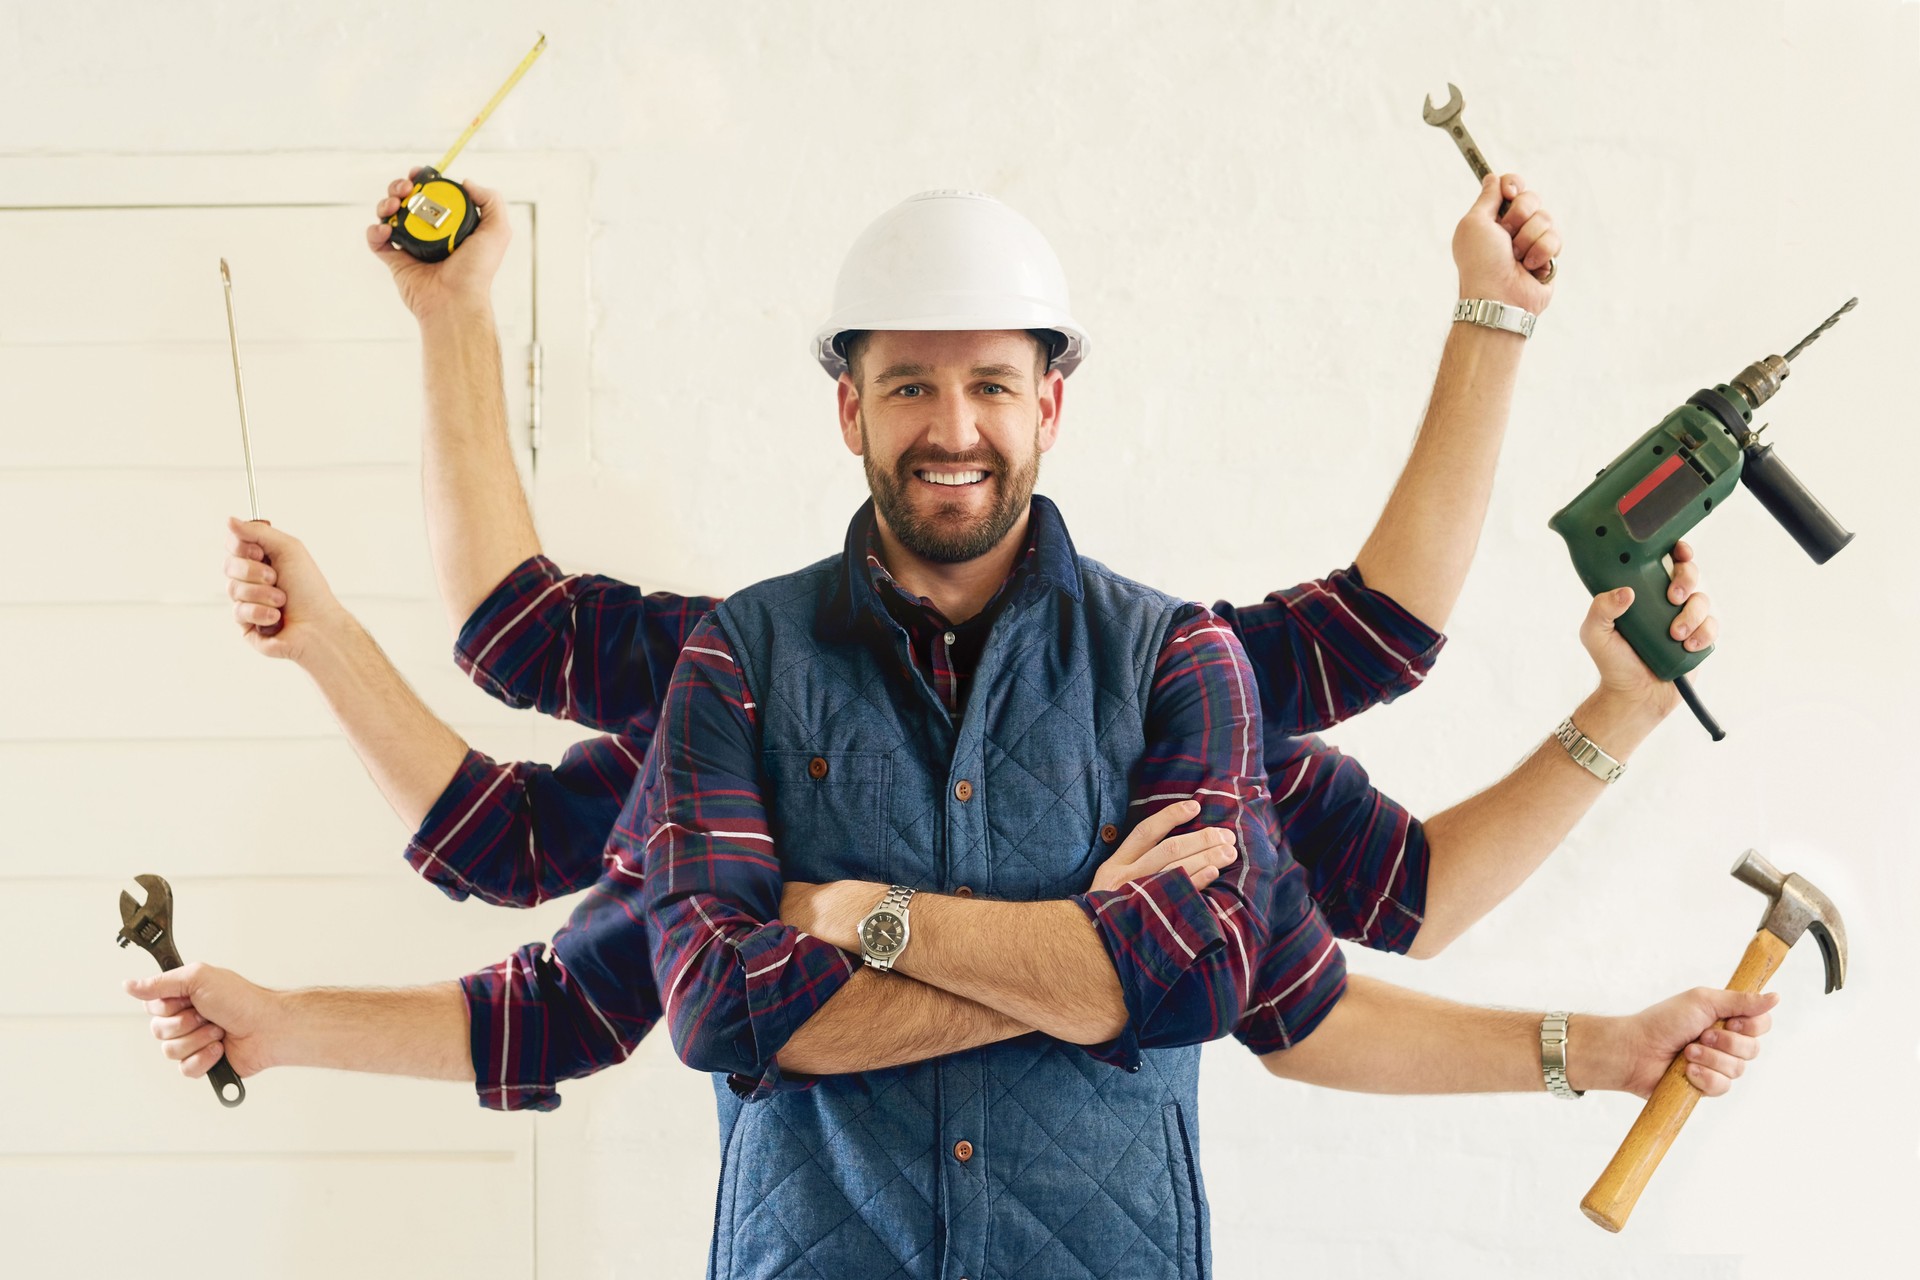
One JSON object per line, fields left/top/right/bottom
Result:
{"left": 981, "top": 384, "right": 1006, "bottom": 395}
{"left": 894, "top": 385, "right": 923, "bottom": 397}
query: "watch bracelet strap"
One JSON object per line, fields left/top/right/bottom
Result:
{"left": 1453, "top": 296, "right": 1536, "bottom": 339}
{"left": 1541, "top": 1011, "right": 1584, "bottom": 1098}
{"left": 1553, "top": 716, "right": 1625, "bottom": 784}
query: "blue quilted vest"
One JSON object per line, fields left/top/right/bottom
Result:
{"left": 703, "top": 497, "right": 1210, "bottom": 1280}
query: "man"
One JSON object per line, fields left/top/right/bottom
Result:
{"left": 143, "top": 170, "right": 1733, "bottom": 1087}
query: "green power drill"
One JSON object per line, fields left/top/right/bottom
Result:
{"left": 1548, "top": 298, "right": 1858, "bottom": 740}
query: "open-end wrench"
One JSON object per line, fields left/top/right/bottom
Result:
{"left": 1422, "top": 82, "right": 1556, "bottom": 282}
{"left": 116, "top": 874, "right": 246, "bottom": 1107}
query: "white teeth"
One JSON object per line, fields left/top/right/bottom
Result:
{"left": 920, "top": 470, "right": 987, "bottom": 486}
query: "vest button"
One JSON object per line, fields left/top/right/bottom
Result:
{"left": 954, "top": 779, "right": 973, "bottom": 802}
{"left": 954, "top": 885, "right": 973, "bottom": 898}
{"left": 953, "top": 1139, "right": 974, "bottom": 1163}
{"left": 1100, "top": 823, "right": 1119, "bottom": 844}
{"left": 807, "top": 756, "right": 829, "bottom": 780}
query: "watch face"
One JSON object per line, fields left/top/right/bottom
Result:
{"left": 861, "top": 911, "right": 906, "bottom": 955}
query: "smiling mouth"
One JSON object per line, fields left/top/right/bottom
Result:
{"left": 914, "top": 468, "right": 990, "bottom": 489}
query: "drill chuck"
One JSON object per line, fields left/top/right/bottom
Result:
{"left": 1730, "top": 355, "right": 1789, "bottom": 414}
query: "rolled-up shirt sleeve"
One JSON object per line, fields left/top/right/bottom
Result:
{"left": 1233, "top": 866, "right": 1349, "bottom": 1055}
{"left": 1213, "top": 562, "right": 1445, "bottom": 738}
{"left": 635, "top": 617, "right": 857, "bottom": 1100}
{"left": 454, "top": 553, "right": 720, "bottom": 734}
{"left": 404, "top": 736, "right": 645, "bottom": 907}
{"left": 1266, "top": 733, "right": 1429, "bottom": 954}
{"left": 459, "top": 872, "right": 660, "bottom": 1111}
{"left": 1071, "top": 604, "right": 1277, "bottom": 1070}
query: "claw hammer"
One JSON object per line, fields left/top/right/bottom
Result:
{"left": 1581, "top": 851, "right": 1845, "bottom": 1230}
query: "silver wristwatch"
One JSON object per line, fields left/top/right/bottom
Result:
{"left": 1553, "top": 716, "right": 1625, "bottom": 784}
{"left": 1541, "top": 1012, "right": 1584, "bottom": 1098}
{"left": 1453, "top": 297, "right": 1536, "bottom": 339}
{"left": 857, "top": 885, "right": 916, "bottom": 971}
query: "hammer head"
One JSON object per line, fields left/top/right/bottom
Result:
{"left": 1422, "top": 81, "right": 1464, "bottom": 127}
{"left": 1731, "top": 850, "right": 1847, "bottom": 993}
{"left": 115, "top": 873, "right": 173, "bottom": 951}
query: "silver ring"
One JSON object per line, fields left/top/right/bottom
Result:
{"left": 1539, "top": 259, "right": 1558, "bottom": 284}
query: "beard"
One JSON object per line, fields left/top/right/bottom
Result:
{"left": 861, "top": 412, "right": 1041, "bottom": 564}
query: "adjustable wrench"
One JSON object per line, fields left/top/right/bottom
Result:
{"left": 1422, "top": 82, "right": 1556, "bottom": 282}
{"left": 116, "top": 874, "right": 246, "bottom": 1107}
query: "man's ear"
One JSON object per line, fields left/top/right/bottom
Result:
{"left": 837, "top": 375, "right": 864, "bottom": 456}
{"left": 1036, "top": 367, "right": 1065, "bottom": 454}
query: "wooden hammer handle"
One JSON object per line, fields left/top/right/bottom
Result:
{"left": 1580, "top": 927, "right": 1790, "bottom": 1232}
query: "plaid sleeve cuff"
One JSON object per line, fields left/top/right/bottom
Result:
{"left": 405, "top": 749, "right": 520, "bottom": 904}
{"left": 453, "top": 555, "right": 578, "bottom": 709}
{"left": 1319, "top": 562, "right": 1448, "bottom": 701}
{"left": 1234, "top": 879, "right": 1349, "bottom": 1055}
{"left": 1072, "top": 869, "right": 1227, "bottom": 1070}
{"left": 460, "top": 945, "right": 569, "bottom": 1113}
{"left": 704, "top": 927, "right": 857, "bottom": 1101}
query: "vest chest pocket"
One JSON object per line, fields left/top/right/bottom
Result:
{"left": 763, "top": 750, "right": 893, "bottom": 885}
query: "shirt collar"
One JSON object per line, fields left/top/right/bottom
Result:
{"left": 821, "top": 493, "right": 1085, "bottom": 642}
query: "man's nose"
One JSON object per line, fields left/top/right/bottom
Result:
{"left": 923, "top": 396, "right": 982, "bottom": 454}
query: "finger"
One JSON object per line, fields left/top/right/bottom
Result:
{"left": 1669, "top": 590, "right": 1713, "bottom": 639}
{"left": 1128, "top": 826, "right": 1236, "bottom": 874}
{"left": 1698, "top": 1026, "right": 1762, "bottom": 1061}
{"left": 143, "top": 995, "right": 195, "bottom": 1017}
{"left": 151, "top": 1008, "right": 208, "bottom": 1041}
{"left": 1168, "top": 847, "right": 1238, "bottom": 881}
{"left": 1511, "top": 210, "right": 1553, "bottom": 262}
{"left": 1583, "top": 585, "right": 1634, "bottom": 638}
{"left": 179, "top": 1039, "right": 229, "bottom": 1080}
{"left": 1702, "top": 987, "right": 1781, "bottom": 1022}
{"left": 1668, "top": 554, "right": 1701, "bottom": 604}
{"left": 126, "top": 972, "right": 194, "bottom": 1001}
{"left": 1501, "top": 192, "right": 1544, "bottom": 238}
{"left": 1682, "top": 1041, "right": 1745, "bottom": 1083}
{"left": 235, "top": 601, "right": 283, "bottom": 628}
{"left": 1685, "top": 1060, "right": 1736, "bottom": 1098}
{"left": 466, "top": 180, "right": 501, "bottom": 218}
{"left": 225, "top": 555, "right": 275, "bottom": 587}
{"left": 231, "top": 582, "right": 286, "bottom": 609}
{"left": 1724, "top": 1011, "right": 1773, "bottom": 1037}
{"left": 1113, "top": 800, "right": 1201, "bottom": 861}
{"left": 1469, "top": 171, "right": 1505, "bottom": 217}
{"left": 226, "top": 517, "right": 272, "bottom": 558}
{"left": 1184, "top": 864, "right": 1220, "bottom": 891}
{"left": 1671, "top": 539, "right": 1697, "bottom": 564}
{"left": 390, "top": 177, "right": 413, "bottom": 198}
{"left": 1523, "top": 228, "right": 1563, "bottom": 273}
{"left": 161, "top": 1020, "right": 225, "bottom": 1063}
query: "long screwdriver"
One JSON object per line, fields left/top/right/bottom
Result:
{"left": 220, "top": 258, "right": 278, "bottom": 638}
{"left": 387, "top": 33, "right": 547, "bottom": 262}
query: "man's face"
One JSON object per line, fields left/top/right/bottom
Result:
{"left": 837, "top": 330, "right": 1064, "bottom": 564}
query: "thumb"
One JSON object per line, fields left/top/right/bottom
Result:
{"left": 228, "top": 516, "right": 292, "bottom": 557}
{"left": 1583, "top": 587, "right": 1635, "bottom": 644}
{"left": 1704, "top": 988, "right": 1781, "bottom": 1021}
{"left": 1469, "top": 170, "right": 1504, "bottom": 217}
{"left": 125, "top": 970, "right": 193, "bottom": 1001}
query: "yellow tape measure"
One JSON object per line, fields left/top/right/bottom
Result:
{"left": 388, "top": 33, "right": 547, "bottom": 262}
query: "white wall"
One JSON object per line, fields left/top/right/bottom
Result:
{"left": 5, "top": 2, "right": 1915, "bottom": 1276}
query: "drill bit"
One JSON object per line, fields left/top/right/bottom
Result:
{"left": 219, "top": 259, "right": 260, "bottom": 520}
{"left": 1783, "top": 296, "right": 1858, "bottom": 363}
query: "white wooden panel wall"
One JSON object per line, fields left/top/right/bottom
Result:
{"left": 0, "top": 159, "right": 590, "bottom": 1280}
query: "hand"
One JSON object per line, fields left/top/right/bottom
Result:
{"left": 365, "top": 169, "right": 511, "bottom": 322}
{"left": 1580, "top": 539, "right": 1718, "bottom": 722}
{"left": 1088, "top": 799, "right": 1238, "bottom": 893}
{"left": 1600, "top": 987, "right": 1781, "bottom": 1100}
{"left": 780, "top": 880, "right": 887, "bottom": 952}
{"left": 1452, "top": 172, "right": 1561, "bottom": 314}
{"left": 224, "top": 518, "right": 349, "bottom": 664}
{"left": 126, "top": 962, "right": 281, "bottom": 1081}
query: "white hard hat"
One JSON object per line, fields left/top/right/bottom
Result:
{"left": 813, "top": 189, "right": 1090, "bottom": 380}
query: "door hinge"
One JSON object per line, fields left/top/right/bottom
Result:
{"left": 527, "top": 341, "right": 544, "bottom": 455}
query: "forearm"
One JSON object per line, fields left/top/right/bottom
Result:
{"left": 1260, "top": 975, "right": 1623, "bottom": 1094}
{"left": 777, "top": 969, "right": 1029, "bottom": 1075}
{"left": 1411, "top": 689, "right": 1666, "bottom": 958}
{"left": 1353, "top": 322, "right": 1524, "bottom": 630}
{"left": 892, "top": 894, "right": 1128, "bottom": 1045}
{"left": 296, "top": 617, "right": 469, "bottom": 830}
{"left": 268, "top": 981, "right": 474, "bottom": 1081}
{"left": 417, "top": 304, "right": 541, "bottom": 631}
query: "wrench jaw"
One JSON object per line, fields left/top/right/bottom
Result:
{"left": 114, "top": 875, "right": 184, "bottom": 970}
{"left": 1422, "top": 81, "right": 1465, "bottom": 127}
